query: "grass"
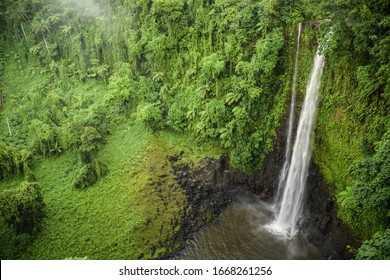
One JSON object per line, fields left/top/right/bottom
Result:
{"left": 1, "top": 120, "right": 219, "bottom": 259}
{"left": 159, "top": 130, "right": 224, "bottom": 164}
{"left": 0, "top": 176, "right": 24, "bottom": 192}
{"left": 22, "top": 121, "right": 151, "bottom": 259}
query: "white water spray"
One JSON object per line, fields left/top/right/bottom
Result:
{"left": 268, "top": 36, "right": 327, "bottom": 238}
{"left": 274, "top": 23, "right": 302, "bottom": 207}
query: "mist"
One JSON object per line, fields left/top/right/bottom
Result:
{"left": 62, "top": 0, "right": 104, "bottom": 18}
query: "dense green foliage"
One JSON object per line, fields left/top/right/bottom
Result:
{"left": 0, "top": 0, "right": 389, "bottom": 259}
{"left": 338, "top": 133, "right": 390, "bottom": 236}
{"left": 311, "top": 0, "right": 390, "bottom": 256}
{"left": 0, "top": 140, "right": 33, "bottom": 180}
{"left": 356, "top": 229, "right": 390, "bottom": 260}
{"left": 0, "top": 0, "right": 300, "bottom": 173}
{"left": 0, "top": 181, "right": 44, "bottom": 233}
{"left": 0, "top": 182, "right": 45, "bottom": 258}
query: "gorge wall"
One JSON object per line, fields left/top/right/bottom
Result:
{"left": 172, "top": 129, "right": 357, "bottom": 259}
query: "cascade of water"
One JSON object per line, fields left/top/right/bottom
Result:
{"left": 274, "top": 23, "right": 302, "bottom": 208}
{"left": 269, "top": 42, "right": 326, "bottom": 238}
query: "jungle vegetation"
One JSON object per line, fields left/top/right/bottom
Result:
{"left": 0, "top": 0, "right": 389, "bottom": 259}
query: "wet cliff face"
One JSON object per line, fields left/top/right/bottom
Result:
{"left": 169, "top": 155, "right": 270, "bottom": 243}
{"left": 168, "top": 110, "right": 357, "bottom": 259}
{"left": 166, "top": 153, "right": 274, "bottom": 259}
{"left": 302, "top": 163, "right": 358, "bottom": 259}
{"left": 255, "top": 113, "right": 291, "bottom": 201}
{"left": 253, "top": 109, "right": 357, "bottom": 259}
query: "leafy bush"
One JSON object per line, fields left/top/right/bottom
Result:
{"left": 201, "top": 53, "right": 225, "bottom": 82}
{"left": 136, "top": 102, "right": 163, "bottom": 130}
{"left": 62, "top": 121, "right": 107, "bottom": 189}
{"left": 71, "top": 159, "right": 107, "bottom": 190}
{"left": 230, "top": 131, "right": 268, "bottom": 173}
{"left": 71, "top": 163, "right": 97, "bottom": 190}
{"left": 0, "top": 140, "right": 33, "bottom": 181}
{"left": 0, "top": 222, "right": 30, "bottom": 259}
{"left": 106, "top": 64, "right": 138, "bottom": 110}
{"left": 29, "top": 119, "right": 57, "bottom": 156}
{"left": 0, "top": 140, "right": 15, "bottom": 180}
{"left": 151, "top": 0, "right": 185, "bottom": 16}
{"left": 79, "top": 126, "right": 102, "bottom": 161}
{"left": 356, "top": 229, "right": 390, "bottom": 260}
{"left": 0, "top": 182, "right": 45, "bottom": 234}
{"left": 0, "top": 182, "right": 45, "bottom": 259}
{"left": 338, "top": 133, "right": 390, "bottom": 237}
{"left": 166, "top": 100, "right": 188, "bottom": 132}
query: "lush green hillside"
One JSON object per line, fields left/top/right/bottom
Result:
{"left": 313, "top": 1, "right": 390, "bottom": 255}
{"left": 0, "top": 0, "right": 389, "bottom": 259}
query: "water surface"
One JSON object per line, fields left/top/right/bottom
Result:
{"left": 179, "top": 197, "right": 320, "bottom": 260}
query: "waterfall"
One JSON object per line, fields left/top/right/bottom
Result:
{"left": 274, "top": 23, "right": 302, "bottom": 207}
{"left": 268, "top": 37, "right": 327, "bottom": 238}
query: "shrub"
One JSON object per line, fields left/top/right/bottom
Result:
{"left": 79, "top": 126, "right": 102, "bottom": 161}
{"left": 339, "top": 133, "right": 390, "bottom": 237}
{"left": 0, "top": 182, "right": 45, "bottom": 259}
{"left": 29, "top": 119, "right": 56, "bottom": 156}
{"left": 136, "top": 102, "right": 163, "bottom": 130}
{"left": 0, "top": 182, "right": 45, "bottom": 234}
{"left": 0, "top": 140, "right": 14, "bottom": 180}
{"left": 0, "top": 140, "right": 33, "bottom": 181}
{"left": 356, "top": 229, "right": 390, "bottom": 260}
{"left": 71, "top": 160, "right": 107, "bottom": 189}
{"left": 0, "top": 222, "right": 30, "bottom": 259}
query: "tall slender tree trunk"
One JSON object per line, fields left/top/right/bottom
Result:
{"left": 21, "top": 23, "right": 28, "bottom": 43}
{"left": 43, "top": 34, "right": 50, "bottom": 55}
{"left": 6, "top": 116, "right": 12, "bottom": 136}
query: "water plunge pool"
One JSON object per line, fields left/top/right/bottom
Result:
{"left": 179, "top": 196, "right": 320, "bottom": 260}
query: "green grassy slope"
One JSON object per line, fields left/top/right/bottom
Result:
{"left": 12, "top": 120, "right": 222, "bottom": 259}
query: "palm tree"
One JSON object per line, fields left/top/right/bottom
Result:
{"left": 32, "top": 15, "right": 51, "bottom": 55}
{"left": 11, "top": 3, "right": 29, "bottom": 43}
{"left": 48, "top": 13, "right": 61, "bottom": 25}
{"left": 60, "top": 25, "right": 72, "bottom": 36}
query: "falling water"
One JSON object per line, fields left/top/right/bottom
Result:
{"left": 274, "top": 23, "right": 302, "bottom": 207}
{"left": 269, "top": 42, "right": 326, "bottom": 238}
{"left": 179, "top": 28, "right": 330, "bottom": 259}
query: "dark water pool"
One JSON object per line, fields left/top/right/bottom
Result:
{"left": 179, "top": 197, "right": 320, "bottom": 260}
